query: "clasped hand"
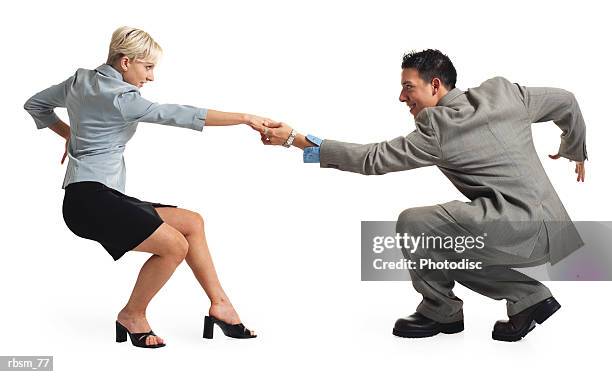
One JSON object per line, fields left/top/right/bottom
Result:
{"left": 244, "top": 114, "right": 294, "bottom": 146}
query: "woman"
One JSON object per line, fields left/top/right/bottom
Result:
{"left": 24, "top": 26, "right": 270, "bottom": 348}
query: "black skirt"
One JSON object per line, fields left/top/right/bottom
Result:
{"left": 62, "top": 181, "right": 177, "bottom": 261}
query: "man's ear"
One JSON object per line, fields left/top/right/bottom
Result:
{"left": 431, "top": 78, "right": 441, "bottom": 95}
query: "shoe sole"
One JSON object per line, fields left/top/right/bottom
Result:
{"left": 492, "top": 298, "right": 561, "bottom": 342}
{"left": 393, "top": 321, "right": 464, "bottom": 338}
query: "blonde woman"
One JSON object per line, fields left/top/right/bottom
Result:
{"left": 24, "top": 27, "right": 266, "bottom": 348}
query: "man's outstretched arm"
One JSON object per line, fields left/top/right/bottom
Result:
{"left": 260, "top": 110, "right": 442, "bottom": 175}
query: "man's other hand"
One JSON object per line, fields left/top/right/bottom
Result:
{"left": 548, "top": 153, "right": 585, "bottom": 182}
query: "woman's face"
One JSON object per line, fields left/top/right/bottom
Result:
{"left": 117, "top": 57, "right": 156, "bottom": 88}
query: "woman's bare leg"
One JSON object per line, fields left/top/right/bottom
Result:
{"left": 117, "top": 222, "right": 189, "bottom": 346}
{"left": 154, "top": 207, "right": 253, "bottom": 333}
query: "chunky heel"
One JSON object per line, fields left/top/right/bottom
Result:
{"left": 534, "top": 298, "right": 561, "bottom": 324}
{"left": 203, "top": 315, "right": 256, "bottom": 339}
{"left": 492, "top": 296, "right": 561, "bottom": 342}
{"left": 440, "top": 321, "right": 464, "bottom": 334}
{"left": 203, "top": 315, "right": 214, "bottom": 339}
{"left": 116, "top": 321, "right": 127, "bottom": 342}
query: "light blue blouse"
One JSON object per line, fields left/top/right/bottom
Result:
{"left": 24, "top": 64, "right": 208, "bottom": 193}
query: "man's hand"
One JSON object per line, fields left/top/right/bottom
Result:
{"left": 259, "top": 122, "right": 293, "bottom": 146}
{"left": 61, "top": 136, "right": 69, "bottom": 164}
{"left": 548, "top": 153, "right": 585, "bottom": 182}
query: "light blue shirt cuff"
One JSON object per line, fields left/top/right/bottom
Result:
{"left": 303, "top": 134, "right": 322, "bottom": 163}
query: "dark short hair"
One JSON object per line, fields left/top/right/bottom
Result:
{"left": 401, "top": 49, "right": 457, "bottom": 90}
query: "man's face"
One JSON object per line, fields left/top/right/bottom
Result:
{"left": 399, "top": 68, "right": 440, "bottom": 117}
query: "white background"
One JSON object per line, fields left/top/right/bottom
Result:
{"left": 1, "top": 0, "right": 610, "bottom": 375}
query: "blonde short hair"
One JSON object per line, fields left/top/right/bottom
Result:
{"left": 106, "top": 26, "right": 162, "bottom": 65}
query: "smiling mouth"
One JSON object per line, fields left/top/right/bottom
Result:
{"left": 409, "top": 103, "right": 417, "bottom": 111}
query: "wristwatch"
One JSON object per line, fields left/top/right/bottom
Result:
{"left": 282, "top": 129, "right": 297, "bottom": 148}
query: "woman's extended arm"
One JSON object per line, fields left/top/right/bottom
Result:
{"left": 118, "top": 90, "right": 274, "bottom": 133}
{"left": 204, "top": 110, "right": 272, "bottom": 132}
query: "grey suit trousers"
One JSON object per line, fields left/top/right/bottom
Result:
{"left": 396, "top": 205, "right": 552, "bottom": 323}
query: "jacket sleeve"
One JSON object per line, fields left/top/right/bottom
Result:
{"left": 319, "top": 109, "right": 442, "bottom": 175}
{"left": 117, "top": 89, "right": 207, "bottom": 131}
{"left": 515, "top": 84, "right": 588, "bottom": 161}
{"left": 23, "top": 75, "right": 74, "bottom": 129}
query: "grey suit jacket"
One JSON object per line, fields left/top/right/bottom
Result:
{"left": 320, "top": 77, "right": 587, "bottom": 264}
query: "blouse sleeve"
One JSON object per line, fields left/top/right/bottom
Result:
{"left": 24, "top": 75, "right": 74, "bottom": 129}
{"left": 117, "top": 89, "right": 207, "bottom": 131}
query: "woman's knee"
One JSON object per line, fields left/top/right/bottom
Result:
{"left": 190, "top": 211, "right": 205, "bottom": 234}
{"left": 166, "top": 231, "right": 189, "bottom": 264}
{"left": 181, "top": 210, "right": 205, "bottom": 238}
{"left": 134, "top": 223, "right": 189, "bottom": 263}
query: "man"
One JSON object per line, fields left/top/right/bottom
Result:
{"left": 261, "top": 49, "right": 587, "bottom": 342}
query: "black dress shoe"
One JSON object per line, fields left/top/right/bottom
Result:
{"left": 492, "top": 297, "right": 561, "bottom": 342}
{"left": 393, "top": 312, "right": 464, "bottom": 338}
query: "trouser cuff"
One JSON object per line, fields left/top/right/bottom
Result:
{"left": 506, "top": 288, "right": 553, "bottom": 316}
{"left": 416, "top": 303, "right": 464, "bottom": 324}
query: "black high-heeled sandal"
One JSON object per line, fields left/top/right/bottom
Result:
{"left": 203, "top": 315, "right": 257, "bottom": 339}
{"left": 116, "top": 321, "right": 166, "bottom": 348}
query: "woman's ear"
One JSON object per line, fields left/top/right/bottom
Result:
{"left": 120, "top": 56, "right": 130, "bottom": 72}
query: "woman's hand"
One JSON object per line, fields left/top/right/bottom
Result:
{"left": 61, "top": 136, "right": 70, "bottom": 164}
{"left": 203, "top": 110, "right": 277, "bottom": 129}
{"left": 244, "top": 114, "right": 276, "bottom": 133}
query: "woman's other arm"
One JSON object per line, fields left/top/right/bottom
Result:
{"left": 48, "top": 119, "right": 71, "bottom": 140}
{"left": 24, "top": 75, "right": 74, "bottom": 131}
